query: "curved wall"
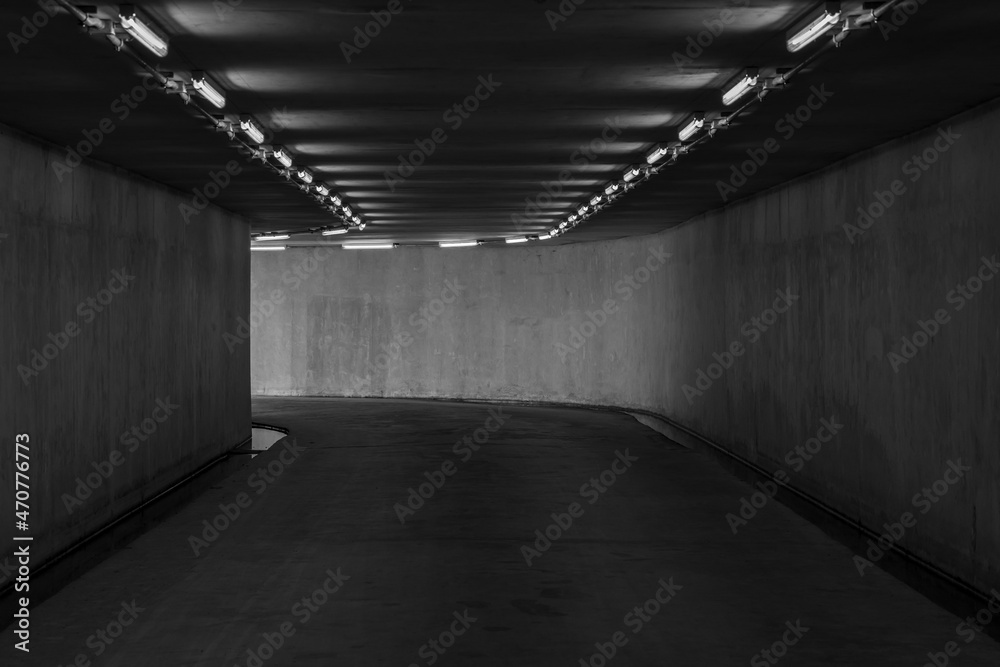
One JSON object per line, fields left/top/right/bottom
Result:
{"left": 251, "top": 99, "right": 1000, "bottom": 595}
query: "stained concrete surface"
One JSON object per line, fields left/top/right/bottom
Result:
{"left": 8, "top": 398, "right": 1000, "bottom": 666}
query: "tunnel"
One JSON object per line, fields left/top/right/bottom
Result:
{"left": 2, "top": 1, "right": 999, "bottom": 665}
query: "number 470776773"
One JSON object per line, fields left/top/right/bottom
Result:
{"left": 14, "top": 434, "right": 30, "bottom": 527}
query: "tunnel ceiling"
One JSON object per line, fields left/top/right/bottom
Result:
{"left": 1, "top": 1, "right": 998, "bottom": 246}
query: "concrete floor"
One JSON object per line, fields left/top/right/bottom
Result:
{"left": 15, "top": 398, "right": 1000, "bottom": 666}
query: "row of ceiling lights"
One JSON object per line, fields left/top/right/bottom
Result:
{"left": 539, "top": 1, "right": 902, "bottom": 245}
{"left": 53, "top": 1, "right": 363, "bottom": 237}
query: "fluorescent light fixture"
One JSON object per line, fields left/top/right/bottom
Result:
{"left": 330, "top": 195, "right": 342, "bottom": 207}
{"left": 439, "top": 241, "right": 478, "bottom": 248}
{"left": 589, "top": 194, "right": 602, "bottom": 207}
{"left": 678, "top": 112, "right": 706, "bottom": 141}
{"left": 343, "top": 243, "right": 394, "bottom": 250}
{"left": 256, "top": 234, "right": 290, "bottom": 241}
{"left": 787, "top": 3, "right": 841, "bottom": 52}
{"left": 239, "top": 115, "right": 265, "bottom": 144}
{"left": 251, "top": 245, "right": 285, "bottom": 251}
{"left": 118, "top": 5, "right": 168, "bottom": 57}
{"left": 296, "top": 169, "right": 313, "bottom": 184}
{"left": 271, "top": 147, "right": 292, "bottom": 168}
{"left": 646, "top": 146, "right": 669, "bottom": 164}
{"left": 623, "top": 167, "right": 641, "bottom": 182}
{"left": 322, "top": 228, "right": 349, "bottom": 236}
{"left": 314, "top": 184, "right": 330, "bottom": 197}
{"left": 505, "top": 237, "right": 529, "bottom": 244}
{"left": 190, "top": 71, "right": 225, "bottom": 109}
{"left": 722, "top": 68, "right": 759, "bottom": 106}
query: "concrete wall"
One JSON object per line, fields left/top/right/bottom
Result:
{"left": 0, "top": 124, "right": 251, "bottom": 574}
{"left": 251, "top": 99, "right": 999, "bottom": 595}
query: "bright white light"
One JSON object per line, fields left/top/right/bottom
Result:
{"left": 322, "top": 228, "right": 349, "bottom": 236}
{"left": 314, "top": 184, "right": 330, "bottom": 197}
{"left": 678, "top": 113, "right": 705, "bottom": 141}
{"left": 357, "top": 221, "right": 366, "bottom": 230}
{"left": 343, "top": 243, "right": 394, "bottom": 250}
{"left": 568, "top": 214, "right": 577, "bottom": 222}
{"left": 646, "top": 146, "right": 669, "bottom": 164}
{"left": 251, "top": 246, "right": 285, "bottom": 251}
{"left": 722, "top": 68, "right": 759, "bottom": 106}
{"left": 239, "top": 117, "right": 265, "bottom": 144}
{"left": 343, "top": 206, "right": 353, "bottom": 218}
{"left": 272, "top": 147, "right": 292, "bottom": 168}
{"left": 296, "top": 169, "right": 313, "bottom": 184}
{"left": 330, "top": 195, "right": 342, "bottom": 207}
{"left": 505, "top": 237, "right": 529, "bottom": 244}
{"left": 577, "top": 205, "right": 589, "bottom": 216}
{"left": 256, "top": 234, "right": 290, "bottom": 241}
{"left": 604, "top": 183, "right": 620, "bottom": 196}
{"left": 623, "top": 167, "right": 641, "bottom": 182}
{"left": 439, "top": 241, "right": 478, "bottom": 248}
{"left": 589, "top": 195, "right": 602, "bottom": 206}
{"left": 119, "top": 5, "right": 168, "bottom": 57}
{"left": 559, "top": 221, "right": 568, "bottom": 229}
{"left": 190, "top": 72, "right": 225, "bottom": 109}
{"left": 538, "top": 233, "right": 552, "bottom": 240}
{"left": 787, "top": 3, "right": 841, "bottom": 52}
